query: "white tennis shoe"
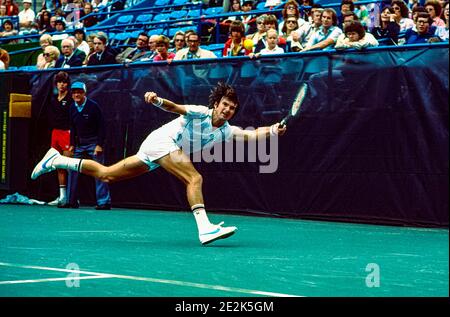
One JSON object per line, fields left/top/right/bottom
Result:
{"left": 31, "top": 148, "right": 60, "bottom": 180}
{"left": 199, "top": 222, "right": 237, "bottom": 245}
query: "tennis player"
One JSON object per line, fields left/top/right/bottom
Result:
{"left": 31, "top": 82, "right": 287, "bottom": 245}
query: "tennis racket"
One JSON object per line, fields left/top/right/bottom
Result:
{"left": 279, "top": 83, "right": 308, "bottom": 128}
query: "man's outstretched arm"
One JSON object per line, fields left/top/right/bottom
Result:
{"left": 144, "top": 91, "right": 187, "bottom": 115}
{"left": 232, "top": 123, "right": 287, "bottom": 142}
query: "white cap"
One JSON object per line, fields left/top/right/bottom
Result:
{"left": 23, "top": 0, "right": 32, "bottom": 3}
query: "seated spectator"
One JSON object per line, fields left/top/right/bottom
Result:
{"left": 341, "top": 11, "right": 360, "bottom": 30}
{"left": 36, "top": 33, "right": 53, "bottom": 69}
{"left": 37, "top": 9, "right": 52, "bottom": 33}
{"left": 279, "top": 1, "right": 307, "bottom": 34}
{"left": 87, "top": 33, "right": 117, "bottom": 66}
{"left": 5, "top": 0, "right": 19, "bottom": 16}
{"left": 372, "top": 5, "right": 401, "bottom": 45}
{"left": 0, "top": 48, "right": 10, "bottom": 70}
{"left": 55, "top": 38, "right": 83, "bottom": 68}
{"left": 81, "top": 2, "right": 99, "bottom": 28}
{"left": 246, "top": 14, "right": 267, "bottom": 46}
{"left": 241, "top": 0, "right": 256, "bottom": 34}
{"left": 424, "top": 1, "right": 446, "bottom": 26}
{"left": 223, "top": 20, "right": 252, "bottom": 56}
{"left": 259, "top": 29, "right": 285, "bottom": 55}
{"left": 169, "top": 31, "right": 186, "bottom": 54}
{"left": 153, "top": 35, "right": 175, "bottom": 62}
{"left": 18, "top": 0, "right": 36, "bottom": 33}
{"left": 48, "top": 15, "right": 57, "bottom": 32}
{"left": 52, "top": 18, "right": 69, "bottom": 41}
{"left": 302, "top": 8, "right": 342, "bottom": 51}
{"left": 115, "top": 32, "right": 149, "bottom": 63}
{"left": 74, "top": 28, "right": 90, "bottom": 57}
{"left": 300, "top": 0, "right": 315, "bottom": 21}
{"left": 67, "top": 35, "right": 87, "bottom": 61}
{"left": 0, "top": 5, "right": 7, "bottom": 17}
{"left": 337, "top": 0, "right": 355, "bottom": 28}
{"left": 265, "top": 0, "right": 282, "bottom": 10}
{"left": 281, "top": 15, "right": 300, "bottom": 40}
{"left": 136, "top": 34, "right": 159, "bottom": 61}
{"left": 222, "top": 0, "right": 242, "bottom": 24}
{"left": 0, "top": 19, "right": 19, "bottom": 43}
{"left": 392, "top": 0, "right": 415, "bottom": 31}
{"left": 174, "top": 31, "right": 217, "bottom": 60}
{"left": 254, "top": 14, "right": 287, "bottom": 53}
{"left": 83, "top": 33, "right": 97, "bottom": 65}
{"left": 335, "top": 21, "right": 379, "bottom": 49}
{"left": 405, "top": 12, "right": 441, "bottom": 43}
{"left": 295, "top": 6, "right": 323, "bottom": 48}
{"left": 412, "top": 6, "right": 427, "bottom": 23}
{"left": 434, "top": 1, "right": 448, "bottom": 41}
{"left": 39, "top": 45, "right": 60, "bottom": 69}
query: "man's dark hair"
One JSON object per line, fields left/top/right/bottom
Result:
{"left": 53, "top": 71, "right": 71, "bottom": 85}
{"left": 341, "top": 0, "right": 355, "bottom": 12}
{"left": 344, "top": 21, "right": 366, "bottom": 38}
{"left": 208, "top": 82, "right": 240, "bottom": 114}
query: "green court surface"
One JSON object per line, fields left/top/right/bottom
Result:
{"left": 0, "top": 205, "right": 448, "bottom": 297}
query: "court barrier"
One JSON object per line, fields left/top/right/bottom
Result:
{"left": 0, "top": 43, "right": 448, "bottom": 227}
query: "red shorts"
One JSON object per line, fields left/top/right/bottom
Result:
{"left": 51, "top": 129, "right": 71, "bottom": 153}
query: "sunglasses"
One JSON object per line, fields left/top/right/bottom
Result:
{"left": 286, "top": 20, "right": 297, "bottom": 24}
{"left": 43, "top": 53, "right": 51, "bottom": 57}
{"left": 175, "top": 39, "right": 185, "bottom": 42}
{"left": 287, "top": 6, "right": 296, "bottom": 10}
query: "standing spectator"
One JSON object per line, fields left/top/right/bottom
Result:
{"left": 47, "top": 71, "right": 72, "bottom": 206}
{"left": 65, "top": 81, "right": 111, "bottom": 210}
{"left": 371, "top": 5, "right": 400, "bottom": 45}
{"left": 0, "top": 48, "right": 9, "bottom": 69}
{"left": 405, "top": 12, "right": 441, "bottom": 43}
{"left": 36, "top": 33, "right": 53, "bottom": 69}
{"left": 174, "top": 32, "right": 217, "bottom": 60}
{"left": 0, "top": 4, "right": 7, "bottom": 17}
{"left": 302, "top": 8, "right": 342, "bottom": 51}
{"left": 434, "top": 1, "right": 448, "bottom": 41}
{"left": 18, "top": 0, "right": 36, "bottom": 33}
{"left": 169, "top": 31, "right": 186, "bottom": 53}
{"left": 55, "top": 38, "right": 84, "bottom": 68}
{"left": 38, "top": 45, "right": 60, "bottom": 69}
{"left": 425, "top": 1, "right": 445, "bottom": 26}
{"left": 392, "top": 0, "right": 415, "bottom": 31}
{"left": 153, "top": 35, "right": 175, "bottom": 62}
{"left": 222, "top": 20, "right": 252, "bottom": 56}
{"left": 5, "top": 0, "right": 19, "bottom": 16}
{"left": 87, "top": 33, "right": 117, "bottom": 66}
{"left": 115, "top": 32, "right": 149, "bottom": 63}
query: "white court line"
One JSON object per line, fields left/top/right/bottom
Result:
{"left": 0, "top": 262, "right": 302, "bottom": 297}
{"left": 0, "top": 275, "right": 113, "bottom": 285}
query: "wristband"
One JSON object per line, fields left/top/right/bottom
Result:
{"left": 153, "top": 97, "right": 163, "bottom": 108}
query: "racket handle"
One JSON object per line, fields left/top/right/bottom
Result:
{"left": 279, "top": 117, "right": 288, "bottom": 128}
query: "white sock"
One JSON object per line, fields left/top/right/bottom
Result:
{"left": 59, "top": 186, "right": 67, "bottom": 202}
{"left": 192, "top": 204, "right": 212, "bottom": 232}
{"left": 53, "top": 156, "right": 83, "bottom": 173}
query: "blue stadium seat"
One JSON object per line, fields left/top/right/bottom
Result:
{"left": 154, "top": 0, "right": 171, "bottom": 6}
{"left": 172, "top": 0, "right": 189, "bottom": 6}
{"left": 147, "top": 28, "right": 164, "bottom": 36}
{"left": 153, "top": 13, "right": 170, "bottom": 22}
{"left": 169, "top": 10, "right": 188, "bottom": 20}
{"left": 205, "top": 7, "right": 223, "bottom": 16}
{"left": 187, "top": 9, "right": 201, "bottom": 19}
{"left": 116, "top": 15, "right": 134, "bottom": 25}
{"left": 256, "top": 2, "right": 266, "bottom": 10}
{"left": 135, "top": 14, "right": 153, "bottom": 25}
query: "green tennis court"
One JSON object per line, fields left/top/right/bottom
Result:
{"left": 0, "top": 205, "right": 448, "bottom": 297}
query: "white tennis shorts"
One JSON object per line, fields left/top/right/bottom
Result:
{"left": 136, "top": 132, "right": 180, "bottom": 171}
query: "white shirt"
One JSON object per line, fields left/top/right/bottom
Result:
{"left": 306, "top": 25, "right": 343, "bottom": 50}
{"left": 18, "top": 8, "right": 35, "bottom": 29}
{"left": 435, "top": 26, "right": 449, "bottom": 42}
{"left": 260, "top": 46, "right": 285, "bottom": 55}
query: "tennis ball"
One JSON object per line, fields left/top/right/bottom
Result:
{"left": 243, "top": 39, "right": 254, "bottom": 51}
